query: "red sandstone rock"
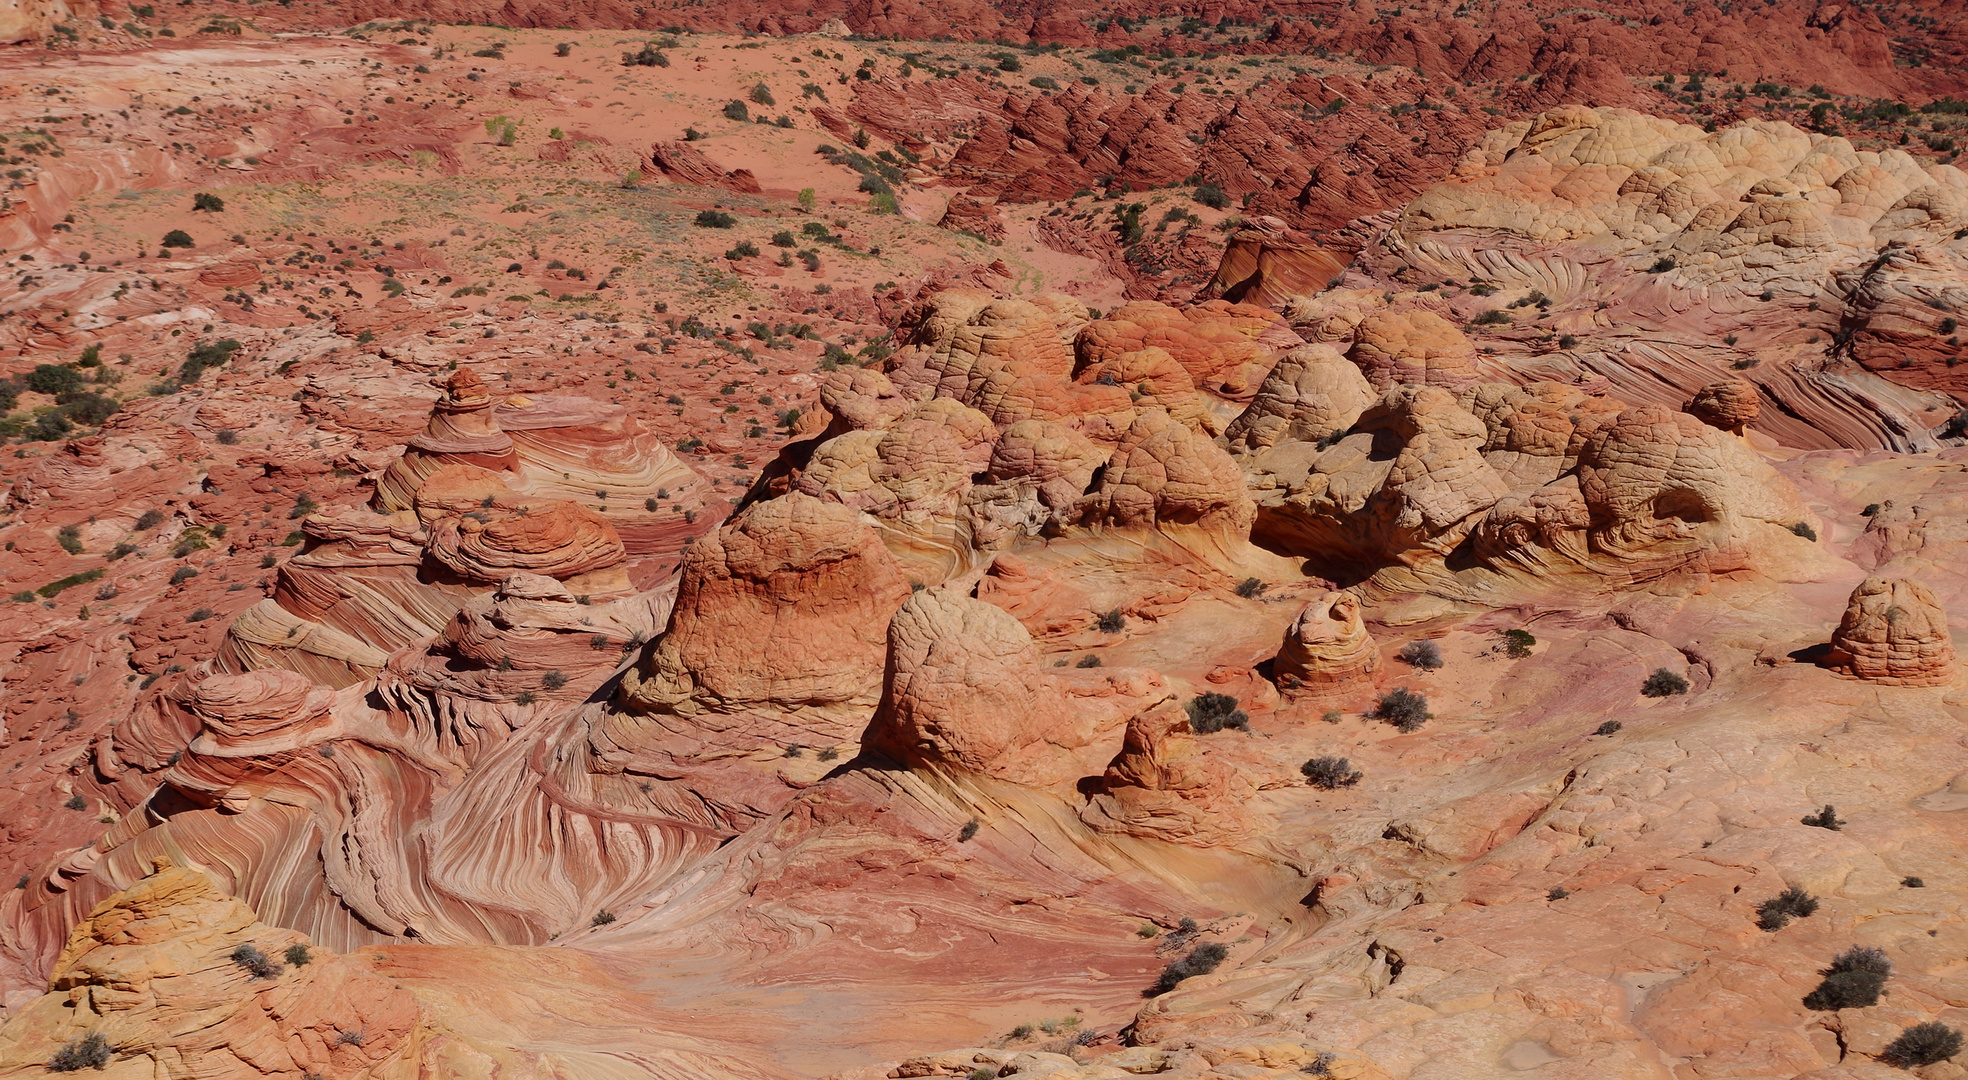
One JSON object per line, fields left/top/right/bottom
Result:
{"left": 1825, "top": 576, "right": 1957, "bottom": 685}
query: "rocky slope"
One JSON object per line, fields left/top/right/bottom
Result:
{"left": 2, "top": 14, "right": 1968, "bottom": 1080}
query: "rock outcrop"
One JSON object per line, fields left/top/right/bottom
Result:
{"left": 1079, "top": 707, "right": 1252, "bottom": 844}
{"left": 1274, "top": 593, "right": 1379, "bottom": 696}
{"left": 620, "top": 493, "right": 913, "bottom": 715}
{"left": 1825, "top": 576, "right": 1958, "bottom": 685}
{"left": 864, "top": 590, "right": 1165, "bottom": 789}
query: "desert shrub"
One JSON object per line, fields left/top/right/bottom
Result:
{"left": 192, "top": 192, "right": 224, "bottom": 212}
{"left": 1594, "top": 720, "right": 1622, "bottom": 736}
{"left": 1648, "top": 256, "right": 1677, "bottom": 272}
{"left": 695, "top": 210, "right": 736, "bottom": 229}
{"left": 1756, "top": 886, "right": 1820, "bottom": 931}
{"left": 1803, "top": 946, "right": 1890, "bottom": 1010}
{"left": 47, "top": 1033, "right": 112, "bottom": 1072}
{"left": 1904, "top": 876, "right": 1925, "bottom": 888}
{"left": 1397, "top": 640, "right": 1443, "bottom": 670}
{"left": 39, "top": 569, "right": 104, "bottom": 599}
{"left": 1501, "top": 629, "right": 1535, "bottom": 658}
{"left": 621, "top": 43, "right": 668, "bottom": 66}
{"left": 1372, "top": 688, "right": 1430, "bottom": 732}
{"left": 1641, "top": 668, "right": 1690, "bottom": 697}
{"left": 555, "top": 41, "right": 572, "bottom": 56}
{"left": 1791, "top": 521, "right": 1818, "bottom": 541}
{"left": 284, "top": 943, "right": 311, "bottom": 966}
{"left": 27, "top": 363, "right": 85, "bottom": 396}
{"left": 186, "top": 608, "right": 215, "bottom": 622}
{"left": 1193, "top": 181, "right": 1230, "bottom": 209}
{"left": 169, "top": 566, "right": 198, "bottom": 585}
{"left": 800, "top": 250, "right": 821, "bottom": 272}
{"left": 161, "top": 229, "right": 194, "bottom": 248}
{"left": 1234, "top": 577, "right": 1266, "bottom": 598}
{"left": 230, "top": 944, "right": 282, "bottom": 979}
{"left": 591, "top": 910, "right": 616, "bottom": 927}
{"left": 179, "top": 338, "right": 241, "bottom": 382}
{"left": 64, "top": 795, "right": 86, "bottom": 810}
{"left": 1096, "top": 608, "right": 1126, "bottom": 633}
{"left": 1801, "top": 804, "right": 1846, "bottom": 830}
{"left": 1883, "top": 1022, "right": 1963, "bottom": 1067}
{"left": 1076, "top": 655, "right": 1101, "bottom": 668}
{"left": 749, "top": 82, "right": 774, "bottom": 105}
{"left": 1186, "top": 693, "right": 1249, "bottom": 734}
{"left": 771, "top": 230, "right": 797, "bottom": 247}
{"left": 725, "top": 240, "right": 760, "bottom": 259}
{"left": 542, "top": 670, "right": 568, "bottom": 690}
{"left": 57, "top": 524, "right": 83, "bottom": 555}
{"left": 1301, "top": 756, "right": 1361, "bottom": 789}
{"left": 216, "top": 428, "right": 238, "bottom": 444}
{"left": 1150, "top": 942, "right": 1229, "bottom": 995}
{"left": 1548, "top": 887, "right": 1570, "bottom": 900}
{"left": 958, "top": 818, "right": 979, "bottom": 841}
{"left": 723, "top": 100, "right": 750, "bottom": 121}
{"left": 1471, "top": 309, "right": 1511, "bottom": 325}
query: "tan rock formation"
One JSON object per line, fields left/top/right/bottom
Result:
{"left": 1079, "top": 706, "right": 1252, "bottom": 844}
{"left": 1274, "top": 593, "right": 1380, "bottom": 696}
{"left": 1824, "top": 576, "right": 1957, "bottom": 685}
{"left": 1686, "top": 379, "right": 1762, "bottom": 433}
{"left": 865, "top": 590, "right": 1165, "bottom": 789}
{"left": 1223, "top": 343, "right": 1376, "bottom": 455}
{"left": 1348, "top": 310, "right": 1481, "bottom": 391}
{"left": 1084, "top": 408, "right": 1255, "bottom": 534}
{"left": 0, "top": 858, "right": 419, "bottom": 1080}
{"left": 621, "top": 493, "right": 912, "bottom": 714}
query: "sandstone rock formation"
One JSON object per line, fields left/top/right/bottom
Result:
{"left": 620, "top": 492, "right": 912, "bottom": 716}
{"left": 1686, "top": 379, "right": 1762, "bottom": 434}
{"left": 0, "top": 857, "right": 419, "bottom": 1080}
{"left": 1273, "top": 593, "right": 1379, "bottom": 696}
{"left": 1079, "top": 706, "right": 1252, "bottom": 844}
{"left": 1824, "top": 576, "right": 1958, "bottom": 685}
{"left": 864, "top": 589, "right": 1165, "bottom": 789}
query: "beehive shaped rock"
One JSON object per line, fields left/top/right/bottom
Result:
{"left": 620, "top": 493, "right": 912, "bottom": 714}
{"left": 1686, "top": 379, "right": 1762, "bottom": 433}
{"left": 1825, "top": 576, "right": 1957, "bottom": 685}
{"left": 1348, "top": 310, "right": 1481, "bottom": 391}
{"left": 865, "top": 590, "right": 1162, "bottom": 789}
{"left": 1224, "top": 343, "right": 1376, "bottom": 455}
{"left": 1274, "top": 592, "right": 1380, "bottom": 696}
{"left": 1079, "top": 707, "right": 1252, "bottom": 844}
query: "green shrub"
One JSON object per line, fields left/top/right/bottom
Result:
{"left": 1301, "top": 756, "right": 1361, "bottom": 789}
{"left": 47, "top": 1033, "right": 112, "bottom": 1072}
{"left": 1756, "top": 886, "right": 1820, "bottom": 931}
{"left": 723, "top": 100, "right": 749, "bottom": 121}
{"left": 621, "top": 43, "right": 668, "bottom": 66}
{"left": 695, "top": 210, "right": 737, "bottom": 229}
{"left": 1791, "top": 521, "right": 1818, "bottom": 541}
{"left": 229, "top": 944, "right": 282, "bottom": 979}
{"left": 725, "top": 240, "right": 760, "bottom": 259}
{"left": 1883, "top": 1022, "right": 1962, "bottom": 1067}
{"left": 1149, "top": 942, "right": 1228, "bottom": 995}
{"left": 1096, "top": 608, "right": 1125, "bottom": 634}
{"left": 1594, "top": 720, "right": 1623, "bottom": 736}
{"left": 135, "top": 509, "right": 165, "bottom": 530}
{"left": 1397, "top": 640, "right": 1443, "bottom": 670}
{"left": 1801, "top": 805, "right": 1846, "bottom": 830}
{"left": 749, "top": 82, "right": 774, "bottom": 105}
{"left": 1186, "top": 693, "right": 1249, "bottom": 734}
{"left": 1648, "top": 256, "right": 1677, "bottom": 273}
{"left": 27, "top": 364, "right": 84, "bottom": 396}
{"left": 1193, "top": 182, "right": 1230, "bottom": 209}
{"left": 179, "top": 338, "right": 241, "bottom": 382}
{"left": 192, "top": 192, "right": 224, "bottom": 212}
{"left": 1641, "top": 668, "right": 1690, "bottom": 697}
{"left": 1803, "top": 946, "right": 1889, "bottom": 1010}
{"left": 284, "top": 943, "right": 311, "bottom": 966}
{"left": 160, "top": 229, "right": 194, "bottom": 248}
{"left": 1471, "top": 309, "right": 1511, "bottom": 325}
{"left": 1234, "top": 577, "right": 1266, "bottom": 598}
{"left": 57, "top": 524, "right": 83, "bottom": 555}
{"left": 1373, "top": 688, "right": 1430, "bottom": 732}
{"left": 39, "top": 569, "right": 103, "bottom": 599}
{"left": 1501, "top": 629, "right": 1535, "bottom": 658}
